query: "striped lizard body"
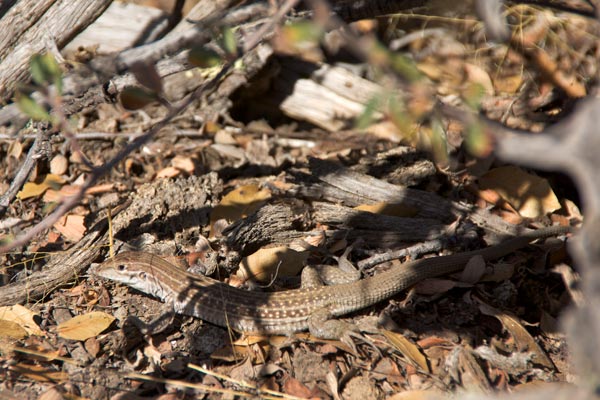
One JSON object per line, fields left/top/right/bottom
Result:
{"left": 95, "top": 225, "right": 571, "bottom": 338}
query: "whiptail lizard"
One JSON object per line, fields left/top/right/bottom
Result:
{"left": 95, "top": 225, "right": 571, "bottom": 338}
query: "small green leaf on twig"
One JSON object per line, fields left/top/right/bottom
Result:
{"left": 189, "top": 47, "right": 223, "bottom": 68}
{"left": 220, "top": 26, "right": 238, "bottom": 57}
{"left": 281, "top": 21, "right": 323, "bottom": 45}
{"left": 355, "top": 96, "right": 382, "bottom": 129}
{"left": 30, "top": 53, "right": 63, "bottom": 94}
{"left": 465, "top": 121, "right": 492, "bottom": 157}
{"left": 16, "top": 92, "right": 52, "bottom": 121}
{"left": 390, "top": 54, "right": 422, "bottom": 82}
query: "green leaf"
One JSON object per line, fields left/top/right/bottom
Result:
{"left": 0, "top": 234, "right": 15, "bottom": 247}
{"left": 282, "top": 21, "right": 323, "bottom": 44}
{"left": 463, "top": 82, "right": 485, "bottom": 109}
{"left": 430, "top": 119, "right": 448, "bottom": 164}
{"left": 16, "top": 92, "right": 52, "bottom": 121}
{"left": 119, "top": 86, "right": 158, "bottom": 110}
{"left": 220, "top": 27, "right": 237, "bottom": 57}
{"left": 465, "top": 121, "right": 491, "bottom": 157}
{"left": 390, "top": 54, "right": 422, "bottom": 82}
{"left": 30, "top": 53, "right": 63, "bottom": 94}
{"left": 355, "top": 96, "right": 381, "bottom": 129}
{"left": 188, "top": 47, "right": 223, "bottom": 68}
{"left": 388, "top": 95, "right": 411, "bottom": 133}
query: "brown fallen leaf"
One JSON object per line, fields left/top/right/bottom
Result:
{"left": 10, "top": 363, "right": 68, "bottom": 383}
{"left": 464, "top": 63, "right": 494, "bottom": 96}
{"left": 171, "top": 155, "right": 195, "bottom": 174}
{"left": 0, "top": 320, "right": 28, "bottom": 339}
{"left": 383, "top": 330, "right": 430, "bottom": 373}
{"left": 0, "top": 305, "right": 45, "bottom": 336}
{"left": 156, "top": 166, "right": 182, "bottom": 179}
{"left": 17, "top": 174, "right": 65, "bottom": 200}
{"left": 283, "top": 376, "right": 317, "bottom": 399}
{"left": 53, "top": 214, "right": 86, "bottom": 242}
{"left": 387, "top": 390, "right": 446, "bottom": 400}
{"left": 239, "top": 245, "right": 309, "bottom": 283}
{"left": 477, "top": 300, "right": 554, "bottom": 369}
{"left": 56, "top": 311, "right": 115, "bottom": 341}
{"left": 479, "top": 166, "right": 561, "bottom": 218}
{"left": 210, "top": 184, "right": 271, "bottom": 237}
{"left": 354, "top": 201, "right": 418, "bottom": 217}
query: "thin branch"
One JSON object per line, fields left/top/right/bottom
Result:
{"left": 0, "top": 126, "right": 50, "bottom": 216}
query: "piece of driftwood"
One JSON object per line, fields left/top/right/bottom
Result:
{"left": 63, "top": 2, "right": 168, "bottom": 55}
{"left": 311, "top": 201, "right": 447, "bottom": 239}
{"left": 293, "top": 157, "right": 532, "bottom": 241}
{"left": 0, "top": 0, "right": 112, "bottom": 103}
{"left": 291, "top": 157, "right": 455, "bottom": 220}
{"left": 277, "top": 61, "right": 382, "bottom": 131}
{"left": 351, "top": 146, "right": 437, "bottom": 187}
{"left": 224, "top": 202, "right": 310, "bottom": 256}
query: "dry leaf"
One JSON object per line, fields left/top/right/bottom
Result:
{"left": 10, "top": 363, "right": 68, "bottom": 383}
{"left": 53, "top": 214, "right": 86, "bottom": 242}
{"left": 387, "top": 390, "right": 446, "bottom": 400}
{"left": 50, "top": 154, "right": 68, "bottom": 175}
{"left": 171, "top": 155, "right": 195, "bottom": 174}
{"left": 354, "top": 201, "right": 418, "bottom": 217}
{"left": 233, "top": 335, "right": 269, "bottom": 346}
{"left": 156, "top": 166, "right": 181, "bottom": 179}
{"left": 0, "top": 305, "right": 45, "bottom": 336}
{"left": 210, "top": 342, "right": 269, "bottom": 363}
{"left": 239, "top": 245, "right": 309, "bottom": 282}
{"left": 56, "top": 312, "right": 115, "bottom": 341}
{"left": 43, "top": 184, "right": 81, "bottom": 203}
{"left": 8, "top": 140, "right": 23, "bottom": 160}
{"left": 414, "top": 278, "right": 461, "bottom": 295}
{"left": 477, "top": 300, "right": 553, "bottom": 369}
{"left": 493, "top": 74, "right": 524, "bottom": 94}
{"left": 17, "top": 174, "right": 65, "bottom": 200}
{"left": 0, "top": 320, "right": 28, "bottom": 339}
{"left": 464, "top": 63, "right": 494, "bottom": 96}
{"left": 284, "top": 377, "right": 314, "bottom": 399}
{"left": 479, "top": 166, "right": 561, "bottom": 218}
{"left": 365, "top": 121, "right": 402, "bottom": 142}
{"left": 210, "top": 184, "right": 271, "bottom": 237}
{"left": 383, "top": 330, "right": 430, "bottom": 372}
{"left": 84, "top": 337, "right": 101, "bottom": 358}
{"left": 460, "top": 254, "right": 486, "bottom": 284}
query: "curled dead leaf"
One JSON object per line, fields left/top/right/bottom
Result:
{"left": 0, "top": 305, "right": 45, "bottom": 337}
{"left": 239, "top": 245, "right": 309, "bottom": 282}
{"left": 479, "top": 166, "right": 561, "bottom": 218}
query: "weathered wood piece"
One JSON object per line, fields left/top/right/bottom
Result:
{"left": 278, "top": 62, "right": 382, "bottom": 131}
{"left": 63, "top": 2, "right": 168, "bottom": 55}
{"left": 0, "top": 0, "right": 112, "bottom": 102}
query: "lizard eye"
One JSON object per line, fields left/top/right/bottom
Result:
{"left": 117, "top": 264, "right": 126, "bottom": 272}
{"left": 139, "top": 271, "right": 147, "bottom": 279}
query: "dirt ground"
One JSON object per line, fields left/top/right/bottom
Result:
{"left": 0, "top": 2, "right": 593, "bottom": 399}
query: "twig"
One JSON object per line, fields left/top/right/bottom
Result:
{"left": 243, "top": 0, "right": 301, "bottom": 52}
{"left": 0, "top": 126, "right": 50, "bottom": 216}
{"left": 357, "top": 238, "right": 445, "bottom": 269}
